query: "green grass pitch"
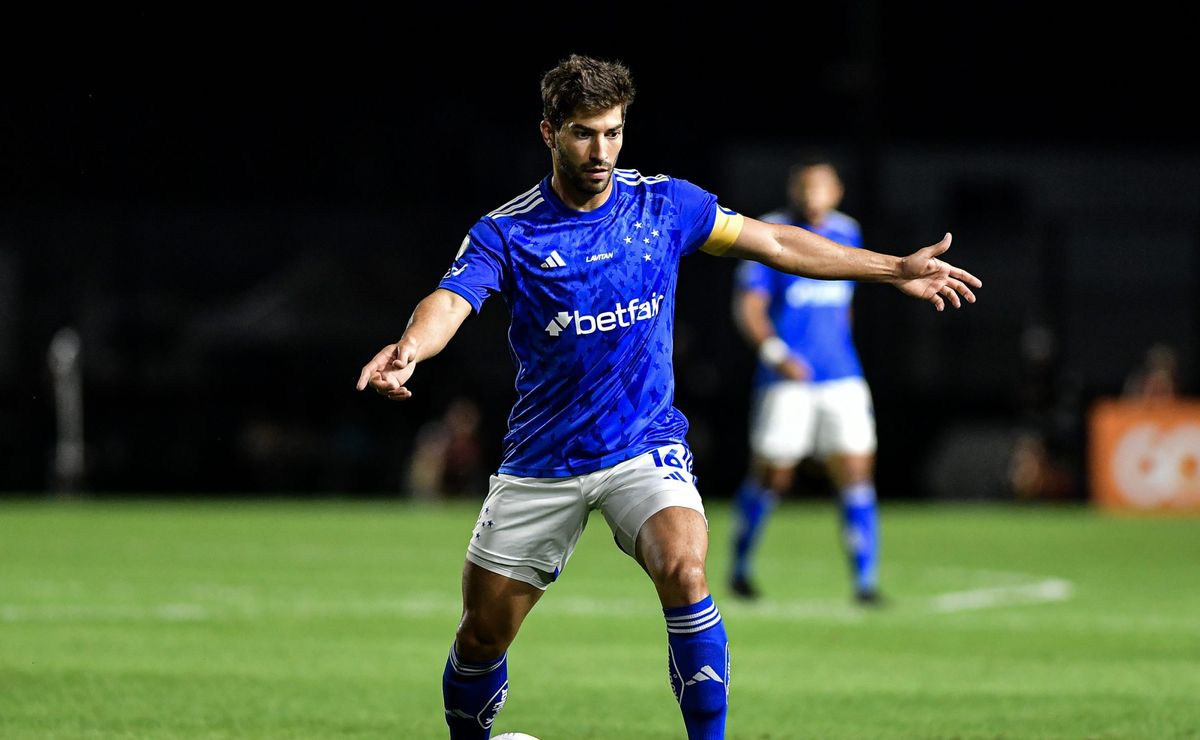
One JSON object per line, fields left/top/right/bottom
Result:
{"left": 2, "top": 499, "right": 1198, "bottom": 739}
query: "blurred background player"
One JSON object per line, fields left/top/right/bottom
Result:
{"left": 728, "top": 156, "right": 882, "bottom": 605}
{"left": 407, "top": 396, "right": 486, "bottom": 500}
{"left": 1123, "top": 343, "right": 1181, "bottom": 401}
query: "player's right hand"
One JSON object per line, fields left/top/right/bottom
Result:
{"left": 778, "top": 356, "right": 810, "bottom": 381}
{"left": 356, "top": 342, "right": 419, "bottom": 401}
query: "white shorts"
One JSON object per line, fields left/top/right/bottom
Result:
{"left": 465, "top": 444, "right": 706, "bottom": 590}
{"left": 749, "top": 377, "right": 877, "bottom": 466}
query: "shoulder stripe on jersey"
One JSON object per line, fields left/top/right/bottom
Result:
{"left": 494, "top": 196, "right": 544, "bottom": 219}
{"left": 615, "top": 175, "right": 669, "bottom": 185}
{"left": 490, "top": 183, "right": 539, "bottom": 211}
{"left": 490, "top": 191, "right": 540, "bottom": 218}
{"left": 700, "top": 210, "right": 745, "bottom": 256}
{"left": 615, "top": 168, "right": 668, "bottom": 178}
{"left": 488, "top": 185, "right": 541, "bottom": 217}
{"left": 615, "top": 169, "right": 669, "bottom": 185}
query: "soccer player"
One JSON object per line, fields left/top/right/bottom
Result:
{"left": 356, "top": 55, "right": 980, "bottom": 740}
{"left": 728, "top": 157, "right": 883, "bottom": 605}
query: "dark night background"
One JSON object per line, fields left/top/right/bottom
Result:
{"left": 2, "top": 5, "right": 1196, "bottom": 501}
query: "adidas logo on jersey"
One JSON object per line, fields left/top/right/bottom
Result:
{"left": 540, "top": 251, "right": 566, "bottom": 269}
{"left": 544, "top": 293, "right": 665, "bottom": 337}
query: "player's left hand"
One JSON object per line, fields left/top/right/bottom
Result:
{"left": 894, "top": 233, "right": 982, "bottom": 311}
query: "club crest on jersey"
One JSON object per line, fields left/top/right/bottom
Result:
{"left": 544, "top": 293, "right": 664, "bottom": 337}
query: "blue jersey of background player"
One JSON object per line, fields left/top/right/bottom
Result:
{"left": 729, "top": 157, "right": 884, "bottom": 605}
{"left": 357, "top": 56, "right": 979, "bottom": 740}
{"left": 747, "top": 202, "right": 863, "bottom": 387}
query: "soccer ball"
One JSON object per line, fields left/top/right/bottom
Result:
{"left": 492, "top": 734, "right": 539, "bottom": 740}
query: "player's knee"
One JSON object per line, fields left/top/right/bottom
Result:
{"left": 652, "top": 557, "right": 708, "bottom": 598}
{"left": 455, "top": 619, "right": 515, "bottom": 661}
{"left": 754, "top": 462, "right": 793, "bottom": 493}
{"left": 831, "top": 454, "right": 874, "bottom": 488}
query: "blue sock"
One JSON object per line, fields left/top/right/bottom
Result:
{"left": 731, "top": 479, "right": 775, "bottom": 581}
{"left": 442, "top": 644, "right": 508, "bottom": 739}
{"left": 665, "top": 595, "right": 729, "bottom": 740}
{"left": 841, "top": 482, "right": 879, "bottom": 593}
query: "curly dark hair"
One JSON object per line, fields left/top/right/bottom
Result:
{"left": 540, "top": 54, "right": 636, "bottom": 130}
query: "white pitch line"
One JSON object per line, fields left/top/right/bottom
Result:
{"left": 929, "top": 578, "right": 1074, "bottom": 613}
{"left": 0, "top": 571, "right": 1077, "bottom": 623}
{"left": 0, "top": 584, "right": 1071, "bottom": 624}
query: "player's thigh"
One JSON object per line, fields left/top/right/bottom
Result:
{"left": 633, "top": 503, "right": 710, "bottom": 573}
{"left": 814, "top": 377, "right": 877, "bottom": 458}
{"left": 466, "top": 473, "right": 588, "bottom": 590}
{"left": 749, "top": 381, "right": 818, "bottom": 466}
{"left": 594, "top": 444, "right": 707, "bottom": 560}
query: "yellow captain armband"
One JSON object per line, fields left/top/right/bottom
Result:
{"left": 699, "top": 207, "right": 744, "bottom": 256}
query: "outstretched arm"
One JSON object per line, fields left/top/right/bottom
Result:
{"left": 734, "top": 289, "right": 809, "bottom": 381}
{"left": 355, "top": 288, "right": 474, "bottom": 401}
{"left": 723, "top": 218, "right": 981, "bottom": 311}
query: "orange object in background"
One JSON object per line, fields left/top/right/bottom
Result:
{"left": 1090, "top": 399, "right": 1200, "bottom": 511}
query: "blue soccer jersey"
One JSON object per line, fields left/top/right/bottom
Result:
{"left": 737, "top": 209, "right": 864, "bottom": 386}
{"left": 438, "top": 169, "right": 743, "bottom": 478}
